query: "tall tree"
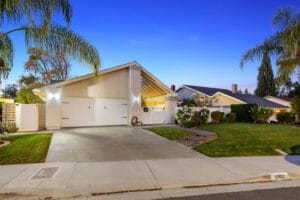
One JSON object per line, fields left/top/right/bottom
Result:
{"left": 24, "top": 47, "right": 71, "bottom": 84}
{"left": 255, "top": 53, "right": 276, "bottom": 97}
{"left": 0, "top": 0, "right": 100, "bottom": 88}
{"left": 240, "top": 7, "right": 300, "bottom": 83}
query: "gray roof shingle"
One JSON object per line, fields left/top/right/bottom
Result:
{"left": 183, "top": 85, "right": 289, "bottom": 109}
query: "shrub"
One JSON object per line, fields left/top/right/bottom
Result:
{"left": 225, "top": 112, "right": 236, "bottom": 123}
{"left": 276, "top": 112, "right": 295, "bottom": 124}
{"left": 0, "top": 122, "right": 18, "bottom": 133}
{"left": 176, "top": 107, "right": 209, "bottom": 128}
{"left": 180, "top": 99, "right": 197, "bottom": 107}
{"left": 249, "top": 106, "right": 273, "bottom": 123}
{"left": 176, "top": 106, "right": 192, "bottom": 125}
{"left": 211, "top": 111, "right": 224, "bottom": 123}
{"left": 231, "top": 104, "right": 257, "bottom": 122}
{"left": 191, "top": 108, "right": 210, "bottom": 126}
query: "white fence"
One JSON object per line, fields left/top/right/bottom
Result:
{"left": 141, "top": 108, "right": 168, "bottom": 125}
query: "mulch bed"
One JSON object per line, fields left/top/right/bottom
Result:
{"left": 177, "top": 134, "right": 217, "bottom": 148}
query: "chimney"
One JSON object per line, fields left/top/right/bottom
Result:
{"left": 170, "top": 84, "right": 176, "bottom": 92}
{"left": 232, "top": 84, "right": 238, "bottom": 94}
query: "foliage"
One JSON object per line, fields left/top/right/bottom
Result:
{"left": 194, "top": 123, "right": 300, "bottom": 157}
{"left": 180, "top": 99, "right": 197, "bottom": 107}
{"left": 0, "top": 0, "right": 100, "bottom": 80}
{"left": 176, "top": 107, "right": 209, "bottom": 128}
{"left": 249, "top": 105, "right": 274, "bottom": 123}
{"left": 190, "top": 109, "right": 210, "bottom": 127}
{"left": 291, "top": 97, "right": 300, "bottom": 114}
{"left": 19, "top": 75, "right": 43, "bottom": 89}
{"left": 240, "top": 6, "right": 300, "bottom": 83}
{"left": 254, "top": 53, "right": 276, "bottom": 97}
{"left": 0, "top": 122, "right": 18, "bottom": 133}
{"left": 231, "top": 104, "right": 257, "bottom": 122}
{"left": 276, "top": 112, "right": 295, "bottom": 124}
{"left": 146, "top": 127, "right": 193, "bottom": 140}
{"left": 16, "top": 88, "right": 43, "bottom": 104}
{"left": 288, "top": 82, "right": 300, "bottom": 98}
{"left": 2, "top": 84, "right": 18, "bottom": 98}
{"left": 211, "top": 111, "right": 224, "bottom": 123}
{"left": 225, "top": 112, "right": 236, "bottom": 123}
{"left": 0, "top": 133, "right": 52, "bottom": 164}
{"left": 24, "top": 48, "right": 71, "bottom": 84}
{"left": 176, "top": 106, "right": 193, "bottom": 124}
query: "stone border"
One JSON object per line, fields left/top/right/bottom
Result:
{"left": 0, "top": 140, "right": 10, "bottom": 148}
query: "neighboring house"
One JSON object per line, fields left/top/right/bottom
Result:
{"left": 33, "top": 61, "right": 178, "bottom": 129}
{"left": 265, "top": 96, "right": 291, "bottom": 110}
{"left": 176, "top": 84, "right": 289, "bottom": 112}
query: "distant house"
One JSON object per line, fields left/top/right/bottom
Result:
{"left": 176, "top": 84, "right": 289, "bottom": 112}
{"left": 264, "top": 96, "right": 291, "bottom": 110}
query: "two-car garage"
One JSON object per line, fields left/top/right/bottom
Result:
{"left": 61, "top": 97, "right": 128, "bottom": 127}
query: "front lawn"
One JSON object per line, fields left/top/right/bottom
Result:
{"left": 194, "top": 123, "right": 300, "bottom": 157}
{"left": 0, "top": 133, "right": 52, "bottom": 165}
{"left": 145, "top": 127, "right": 194, "bottom": 140}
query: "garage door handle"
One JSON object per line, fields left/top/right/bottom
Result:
{"left": 61, "top": 118, "right": 69, "bottom": 119}
{"left": 121, "top": 117, "right": 127, "bottom": 118}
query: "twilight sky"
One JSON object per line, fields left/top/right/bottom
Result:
{"left": 5, "top": 0, "right": 300, "bottom": 92}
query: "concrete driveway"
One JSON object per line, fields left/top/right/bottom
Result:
{"left": 46, "top": 126, "right": 202, "bottom": 162}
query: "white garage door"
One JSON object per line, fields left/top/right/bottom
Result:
{"left": 61, "top": 97, "right": 128, "bottom": 127}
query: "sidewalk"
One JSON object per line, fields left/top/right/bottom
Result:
{"left": 1, "top": 156, "right": 300, "bottom": 199}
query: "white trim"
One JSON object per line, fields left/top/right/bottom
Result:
{"left": 211, "top": 92, "right": 245, "bottom": 104}
{"left": 180, "top": 85, "right": 213, "bottom": 98}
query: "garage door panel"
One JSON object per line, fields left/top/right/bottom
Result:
{"left": 61, "top": 97, "right": 128, "bottom": 127}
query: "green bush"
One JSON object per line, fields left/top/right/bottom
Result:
{"left": 225, "top": 112, "right": 236, "bottom": 123}
{"left": 249, "top": 105, "right": 273, "bottom": 123}
{"left": 0, "top": 122, "right": 18, "bottom": 133}
{"left": 211, "top": 111, "right": 224, "bottom": 123}
{"left": 231, "top": 104, "right": 257, "bottom": 122}
{"left": 176, "top": 106, "right": 192, "bottom": 125}
{"left": 191, "top": 108, "right": 210, "bottom": 126}
{"left": 176, "top": 107, "right": 209, "bottom": 128}
{"left": 276, "top": 112, "right": 295, "bottom": 124}
{"left": 16, "top": 88, "right": 43, "bottom": 104}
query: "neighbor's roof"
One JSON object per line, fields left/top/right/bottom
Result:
{"left": 180, "top": 85, "right": 289, "bottom": 109}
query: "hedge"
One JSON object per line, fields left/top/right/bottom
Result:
{"left": 231, "top": 104, "right": 257, "bottom": 122}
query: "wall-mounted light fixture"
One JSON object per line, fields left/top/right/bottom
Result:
{"left": 47, "top": 92, "right": 60, "bottom": 101}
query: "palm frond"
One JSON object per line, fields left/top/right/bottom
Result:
{"left": 240, "top": 35, "right": 283, "bottom": 68}
{"left": 0, "top": 0, "right": 72, "bottom": 27}
{"left": 24, "top": 24, "right": 100, "bottom": 74}
{"left": 0, "top": 34, "right": 13, "bottom": 79}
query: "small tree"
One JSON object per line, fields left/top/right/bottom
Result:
{"left": 16, "top": 89, "right": 43, "bottom": 104}
{"left": 255, "top": 52, "right": 276, "bottom": 97}
{"left": 2, "top": 84, "right": 18, "bottom": 99}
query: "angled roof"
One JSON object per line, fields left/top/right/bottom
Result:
{"left": 34, "top": 61, "right": 170, "bottom": 94}
{"left": 180, "top": 84, "right": 289, "bottom": 108}
{"left": 181, "top": 85, "right": 232, "bottom": 97}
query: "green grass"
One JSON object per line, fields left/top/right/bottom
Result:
{"left": 0, "top": 133, "right": 52, "bottom": 165}
{"left": 193, "top": 123, "right": 300, "bottom": 157}
{"left": 145, "top": 127, "right": 194, "bottom": 140}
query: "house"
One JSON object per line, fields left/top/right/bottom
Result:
{"left": 264, "top": 96, "right": 291, "bottom": 110}
{"left": 33, "top": 61, "right": 178, "bottom": 129}
{"left": 176, "top": 84, "right": 289, "bottom": 111}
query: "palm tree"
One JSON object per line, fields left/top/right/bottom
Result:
{"left": 0, "top": 0, "right": 100, "bottom": 87}
{"left": 240, "top": 7, "right": 300, "bottom": 83}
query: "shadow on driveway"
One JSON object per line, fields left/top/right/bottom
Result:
{"left": 284, "top": 155, "right": 300, "bottom": 166}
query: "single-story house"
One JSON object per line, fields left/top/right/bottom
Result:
{"left": 176, "top": 84, "right": 289, "bottom": 111}
{"left": 264, "top": 96, "right": 291, "bottom": 110}
{"left": 34, "top": 61, "right": 178, "bottom": 129}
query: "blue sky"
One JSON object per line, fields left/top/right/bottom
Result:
{"left": 5, "top": 0, "right": 300, "bottom": 92}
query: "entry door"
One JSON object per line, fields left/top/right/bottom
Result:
{"left": 61, "top": 97, "right": 94, "bottom": 127}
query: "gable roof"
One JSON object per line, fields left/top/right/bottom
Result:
{"left": 180, "top": 84, "right": 289, "bottom": 109}
{"left": 34, "top": 61, "right": 170, "bottom": 94}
